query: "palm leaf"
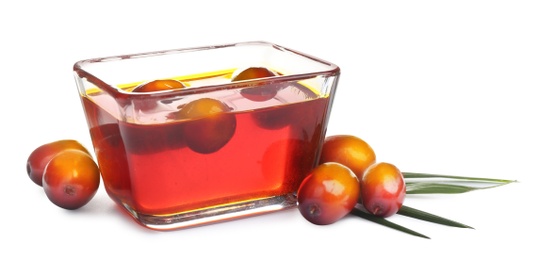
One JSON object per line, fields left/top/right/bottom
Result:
{"left": 350, "top": 207, "right": 430, "bottom": 239}
{"left": 402, "top": 172, "right": 516, "bottom": 183}
{"left": 397, "top": 205, "right": 473, "bottom": 228}
{"left": 406, "top": 181, "right": 512, "bottom": 194}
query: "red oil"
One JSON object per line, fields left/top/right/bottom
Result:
{"left": 81, "top": 76, "right": 331, "bottom": 216}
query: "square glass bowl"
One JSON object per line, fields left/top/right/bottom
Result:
{"left": 73, "top": 41, "right": 340, "bottom": 230}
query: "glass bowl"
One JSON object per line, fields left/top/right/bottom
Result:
{"left": 73, "top": 41, "right": 340, "bottom": 230}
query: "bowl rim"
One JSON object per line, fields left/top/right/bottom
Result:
{"left": 73, "top": 41, "right": 340, "bottom": 100}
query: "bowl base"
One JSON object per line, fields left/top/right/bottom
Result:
{"left": 120, "top": 193, "right": 298, "bottom": 231}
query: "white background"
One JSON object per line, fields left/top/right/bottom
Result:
{"left": 2, "top": 0, "right": 539, "bottom": 259}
